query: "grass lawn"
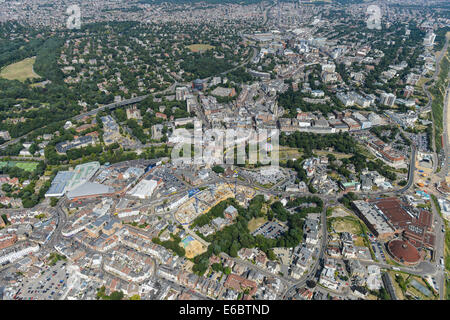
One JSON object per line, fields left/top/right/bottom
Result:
{"left": 0, "top": 57, "right": 41, "bottom": 82}
{"left": 186, "top": 44, "right": 215, "bottom": 52}
{"left": 355, "top": 145, "right": 376, "bottom": 160}
{"left": 257, "top": 182, "right": 275, "bottom": 189}
{"left": 279, "top": 146, "right": 302, "bottom": 161}
{"left": 385, "top": 255, "right": 403, "bottom": 267}
{"left": 446, "top": 277, "right": 450, "bottom": 300}
{"left": 330, "top": 216, "right": 362, "bottom": 234}
{"left": 313, "top": 149, "right": 353, "bottom": 159}
{"left": 445, "top": 225, "right": 450, "bottom": 272}
{"left": 354, "top": 236, "right": 365, "bottom": 247}
{"left": 11, "top": 161, "right": 39, "bottom": 172}
{"left": 435, "top": 32, "right": 450, "bottom": 59}
{"left": 389, "top": 271, "right": 406, "bottom": 300}
{"left": 416, "top": 76, "right": 431, "bottom": 88}
{"left": 328, "top": 214, "right": 376, "bottom": 258}
{"left": 248, "top": 217, "right": 268, "bottom": 233}
{"left": 0, "top": 161, "right": 39, "bottom": 172}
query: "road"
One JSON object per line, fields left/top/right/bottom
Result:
{"left": 219, "top": 252, "right": 294, "bottom": 287}
{"left": 281, "top": 204, "right": 328, "bottom": 299}
{"left": 440, "top": 85, "right": 450, "bottom": 178}
{"left": 421, "top": 34, "right": 449, "bottom": 164}
{"left": 201, "top": 46, "right": 258, "bottom": 84}
{"left": 398, "top": 145, "right": 416, "bottom": 193}
{"left": 422, "top": 35, "right": 450, "bottom": 114}
{"left": 45, "top": 198, "right": 69, "bottom": 249}
{"left": 419, "top": 34, "right": 449, "bottom": 300}
{"left": 0, "top": 95, "right": 149, "bottom": 151}
{"left": 1, "top": 41, "right": 258, "bottom": 153}
{"left": 0, "top": 82, "right": 180, "bottom": 152}
{"left": 429, "top": 198, "right": 446, "bottom": 299}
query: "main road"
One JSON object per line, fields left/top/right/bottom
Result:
{"left": 421, "top": 34, "right": 449, "bottom": 170}
{"left": 280, "top": 204, "right": 328, "bottom": 299}
{"left": 440, "top": 85, "right": 450, "bottom": 178}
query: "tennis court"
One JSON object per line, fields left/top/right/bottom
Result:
{"left": 181, "top": 235, "right": 195, "bottom": 248}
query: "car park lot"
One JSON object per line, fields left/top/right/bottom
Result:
{"left": 252, "top": 221, "right": 288, "bottom": 239}
{"left": 371, "top": 241, "right": 386, "bottom": 263}
{"left": 13, "top": 261, "right": 70, "bottom": 300}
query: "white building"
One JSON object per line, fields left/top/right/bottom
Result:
{"left": 0, "top": 244, "right": 40, "bottom": 265}
{"left": 366, "top": 265, "right": 383, "bottom": 290}
{"left": 128, "top": 179, "right": 159, "bottom": 199}
{"left": 117, "top": 211, "right": 140, "bottom": 219}
{"left": 423, "top": 32, "right": 436, "bottom": 47}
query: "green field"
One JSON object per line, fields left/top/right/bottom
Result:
{"left": 186, "top": 44, "right": 215, "bottom": 52}
{"left": 329, "top": 216, "right": 362, "bottom": 234}
{"left": 0, "top": 161, "right": 39, "bottom": 172}
{"left": 431, "top": 47, "right": 450, "bottom": 153}
{"left": 248, "top": 217, "right": 268, "bottom": 233}
{"left": 279, "top": 146, "right": 302, "bottom": 161}
{"left": 0, "top": 57, "right": 41, "bottom": 82}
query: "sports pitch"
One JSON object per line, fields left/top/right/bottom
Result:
{"left": 0, "top": 161, "right": 39, "bottom": 172}
{"left": 186, "top": 44, "right": 215, "bottom": 52}
{"left": 181, "top": 235, "right": 206, "bottom": 259}
{"left": 0, "top": 57, "right": 41, "bottom": 82}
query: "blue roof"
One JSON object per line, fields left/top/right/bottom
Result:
{"left": 46, "top": 182, "right": 66, "bottom": 195}
{"left": 52, "top": 171, "right": 74, "bottom": 184}
{"left": 225, "top": 205, "right": 237, "bottom": 214}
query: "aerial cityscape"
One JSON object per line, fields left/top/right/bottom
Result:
{"left": 0, "top": 0, "right": 449, "bottom": 303}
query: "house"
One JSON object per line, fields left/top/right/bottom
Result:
{"left": 340, "top": 232, "right": 353, "bottom": 245}
{"left": 290, "top": 266, "right": 304, "bottom": 280}
{"left": 254, "top": 252, "right": 267, "bottom": 267}
{"left": 327, "top": 246, "right": 341, "bottom": 258}
{"left": 238, "top": 248, "right": 255, "bottom": 260}
{"left": 319, "top": 267, "right": 339, "bottom": 290}
{"left": 151, "top": 124, "right": 164, "bottom": 140}
{"left": 155, "top": 113, "right": 167, "bottom": 120}
{"left": 366, "top": 265, "right": 382, "bottom": 290}
{"left": 341, "top": 243, "right": 357, "bottom": 259}
{"left": 266, "top": 261, "right": 280, "bottom": 274}
{"left": 298, "top": 288, "right": 313, "bottom": 300}
{"left": 305, "top": 231, "right": 319, "bottom": 245}
{"left": 351, "top": 285, "right": 368, "bottom": 298}
{"left": 224, "top": 205, "right": 238, "bottom": 220}
{"left": 211, "top": 217, "right": 227, "bottom": 230}
{"left": 304, "top": 218, "right": 319, "bottom": 233}
{"left": 295, "top": 246, "right": 312, "bottom": 271}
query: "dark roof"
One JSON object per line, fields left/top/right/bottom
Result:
{"left": 387, "top": 239, "right": 421, "bottom": 264}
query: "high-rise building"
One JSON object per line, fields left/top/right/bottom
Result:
{"left": 423, "top": 32, "right": 436, "bottom": 47}
{"left": 380, "top": 92, "right": 396, "bottom": 107}
{"left": 193, "top": 79, "right": 204, "bottom": 91}
{"left": 176, "top": 86, "right": 190, "bottom": 101}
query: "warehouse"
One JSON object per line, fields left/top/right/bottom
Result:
{"left": 128, "top": 179, "right": 160, "bottom": 199}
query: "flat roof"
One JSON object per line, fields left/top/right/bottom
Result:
{"left": 67, "top": 182, "right": 113, "bottom": 199}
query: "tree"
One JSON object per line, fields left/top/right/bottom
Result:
{"left": 229, "top": 241, "right": 240, "bottom": 257}
{"left": 224, "top": 266, "right": 231, "bottom": 275}
{"left": 50, "top": 197, "right": 59, "bottom": 207}
{"left": 211, "top": 263, "right": 223, "bottom": 273}
{"left": 109, "top": 291, "right": 124, "bottom": 300}
{"left": 1, "top": 184, "right": 12, "bottom": 193}
{"left": 267, "top": 249, "right": 277, "bottom": 261}
{"left": 212, "top": 165, "right": 225, "bottom": 174}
